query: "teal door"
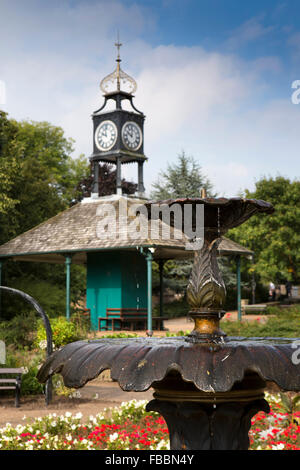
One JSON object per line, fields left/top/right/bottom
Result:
{"left": 86, "top": 250, "right": 147, "bottom": 330}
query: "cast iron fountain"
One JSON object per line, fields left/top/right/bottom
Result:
{"left": 37, "top": 197, "right": 300, "bottom": 450}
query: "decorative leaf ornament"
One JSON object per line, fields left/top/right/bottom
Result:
{"left": 187, "top": 238, "right": 226, "bottom": 310}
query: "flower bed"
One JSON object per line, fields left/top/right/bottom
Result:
{"left": 0, "top": 394, "right": 299, "bottom": 450}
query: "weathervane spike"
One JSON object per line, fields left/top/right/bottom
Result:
{"left": 115, "top": 31, "right": 122, "bottom": 91}
{"left": 115, "top": 31, "right": 122, "bottom": 62}
{"left": 100, "top": 35, "right": 137, "bottom": 95}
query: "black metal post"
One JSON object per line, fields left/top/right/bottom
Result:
{"left": 0, "top": 287, "right": 53, "bottom": 405}
{"left": 92, "top": 161, "right": 99, "bottom": 195}
{"left": 138, "top": 160, "right": 145, "bottom": 196}
{"left": 116, "top": 157, "right": 122, "bottom": 195}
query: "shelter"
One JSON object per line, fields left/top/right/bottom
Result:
{"left": 0, "top": 41, "right": 253, "bottom": 329}
{"left": 0, "top": 194, "right": 253, "bottom": 329}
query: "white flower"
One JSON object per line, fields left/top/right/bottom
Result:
{"left": 259, "top": 428, "right": 274, "bottom": 439}
{"left": 272, "top": 443, "right": 285, "bottom": 450}
{"left": 109, "top": 433, "right": 119, "bottom": 442}
{"left": 39, "top": 340, "right": 47, "bottom": 350}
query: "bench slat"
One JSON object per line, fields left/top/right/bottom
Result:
{"left": 0, "top": 379, "right": 18, "bottom": 383}
{"left": 0, "top": 368, "right": 23, "bottom": 374}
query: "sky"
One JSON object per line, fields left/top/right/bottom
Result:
{"left": 0, "top": 0, "right": 300, "bottom": 197}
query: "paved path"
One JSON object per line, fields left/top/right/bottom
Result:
{"left": 0, "top": 312, "right": 270, "bottom": 427}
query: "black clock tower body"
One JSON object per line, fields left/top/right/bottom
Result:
{"left": 90, "top": 89, "right": 147, "bottom": 197}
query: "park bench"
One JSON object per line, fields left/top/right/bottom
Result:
{"left": 242, "top": 301, "right": 280, "bottom": 315}
{"left": 0, "top": 368, "right": 24, "bottom": 407}
{"left": 98, "top": 308, "right": 167, "bottom": 332}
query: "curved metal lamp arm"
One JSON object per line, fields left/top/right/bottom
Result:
{"left": 0, "top": 286, "right": 53, "bottom": 404}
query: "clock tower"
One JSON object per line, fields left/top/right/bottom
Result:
{"left": 90, "top": 39, "right": 147, "bottom": 197}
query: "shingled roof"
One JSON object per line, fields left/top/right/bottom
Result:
{"left": 0, "top": 195, "right": 253, "bottom": 264}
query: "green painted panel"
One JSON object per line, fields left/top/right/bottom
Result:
{"left": 86, "top": 251, "right": 147, "bottom": 330}
{"left": 121, "top": 251, "right": 147, "bottom": 310}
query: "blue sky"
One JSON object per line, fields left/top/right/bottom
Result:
{"left": 0, "top": 0, "right": 299, "bottom": 197}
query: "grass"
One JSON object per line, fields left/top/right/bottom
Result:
{"left": 222, "top": 305, "right": 300, "bottom": 338}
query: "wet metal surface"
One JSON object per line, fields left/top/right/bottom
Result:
{"left": 37, "top": 336, "right": 300, "bottom": 393}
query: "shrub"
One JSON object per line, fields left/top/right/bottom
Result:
{"left": 35, "top": 316, "right": 83, "bottom": 349}
{"left": 21, "top": 365, "right": 44, "bottom": 395}
{"left": 0, "top": 311, "right": 37, "bottom": 348}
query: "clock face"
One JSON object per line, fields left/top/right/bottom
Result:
{"left": 95, "top": 120, "right": 117, "bottom": 151}
{"left": 122, "top": 121, "right": 142, "bottom": 151}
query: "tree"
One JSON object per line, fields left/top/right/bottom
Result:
{"left": 150, "top": 151, "right": 215, "bottom": 199}
{"left": 150, "top": 151, "right": 216, "bottom": 300}
{"left": 228, "top": 176, "right": 300, "bottom": 284}
{"left": 0, "top": 114, "right": 90, "bottom": 243}
{"left": 74, "top": 162, "right": 137, "bottom": 202}
{"left": 0, "top": 111, "right": 20, "bottom": 217}
{"left": 0, "top": 112, "right": 89, "bottom": 319}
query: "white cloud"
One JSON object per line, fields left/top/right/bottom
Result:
{"left": 226, "top": 16, "right": 274, "bottom": 49}
{"left": 0, "top": 1, "right": 299, "bottom": 199}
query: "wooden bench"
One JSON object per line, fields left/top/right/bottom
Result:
{"left": 242, "top": 301, "right": 280, "bottom": 315}
{"left": 98, "top": 308, "right": 168, "bottom": 332}
{"left": 0, "top": 368, "right": 24, "bottom": 407}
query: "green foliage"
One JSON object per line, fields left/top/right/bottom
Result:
{"left": 222, "top": 305, "right": 300, "bottom": 338}
{"left": 165, "top": 330, "right": 190, "bottom": 337}
{"left": 0, "top": 112, "right": 89, "bottom": 321}
{"left": 153, "top": 298, "right": 190, "bottom": 318}
{"left": 35, "top": 316, "right": 83, "bottom": 349}
{"left": 1, "top": 349, "right": 45, "bottom": 395}
{"left": 228, "top": 176, "right": 300, "bottom": 284}
{"left": 150, "top": 151, "right": 215, "bottom": 199}
{"left": 21, "top": 365, "right": 44, "bottom": 395}
{"left": 101, "top": 332, "right": 138, "bottom": 339}
{"left": 0, "top": 311, "right": 37, "bottom": 348}
{"left": 0, "top": 111, "right": 20, "bottom": 218}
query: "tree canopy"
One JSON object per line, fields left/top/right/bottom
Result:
{"left": 228, "top": 176, "right": 300, "bottom": 284}
{"left": 74, "top": 162, "right": 137, "bottom": 202}
{"left": 150, "top": 151, "right": 215, "bottom": 199}
{"left": 0, "top": 111, "right": 90, "bottom": 318}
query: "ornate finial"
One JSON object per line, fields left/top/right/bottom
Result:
{"left": 201, "top": 188, "right": 207, "bottom": 198}
{"left": 115, "top": 31, "right": 122, "bottom": 91}
{"left": 100, "top": 35, "right": 137, "bottom": 95}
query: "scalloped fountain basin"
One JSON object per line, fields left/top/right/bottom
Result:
{"left": 37, "top": 336, "right": 300, "bottom": 393}
{"left": 37, "top": 197, "right": 300, "bottom": 450}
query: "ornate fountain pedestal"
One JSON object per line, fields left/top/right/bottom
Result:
{"left": 148, "top": 371, "right": 269, "bottom": 450}
{"left": 37, "top": 197, "right": 300, "bottom": 451}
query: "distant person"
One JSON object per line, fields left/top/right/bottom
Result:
{"left": 275, "top": 285, "right": 281, "bottom": 301}
{"left": 269, "top": 281, "right": 276, "bottom": 301}
{"left": 285, "top": 280, "right": 292, "bottom": 298}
